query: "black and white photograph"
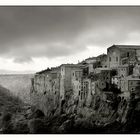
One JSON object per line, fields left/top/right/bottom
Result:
{"left": 0, "top": 5, "right": 140, "bottom": 135}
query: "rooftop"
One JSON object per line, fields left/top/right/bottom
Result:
{"left": 36, "top": 66, "right": 60, "bottom": 75}
{"left": 85, "top": 57, "right": 96, "bottom": 61}
{"left": 109, "top": 44, "right": 140, "bottom": 49}
{"left": 60, "top": 63, "right": 84, "bottom": 68}
{"left": 96, "top": 54, "right": 107, "bottom": 59}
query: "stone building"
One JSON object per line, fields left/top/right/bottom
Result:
{"left": 79, "top": 77, "right": 98, "bottom": 107}
{"left": 95, "top": 68, "right": 112, "bottom": 90}
{"left": 121, "top": 75, "right": 140, "bottom": 93}
{"left": 114, "top": 65, "right": 133, "bottom": 91}
{"left": 84, "top": 57, "right": 97, "bottom": 64}
{"left": 81, "top": 78, "right": 91, "bottom": 103}
{"left": 30, "top": 70, "right": 51, "bottom": 107}
{"left": 111, "top": 75, "right": 121, "bottom": 89}
{"left": 30, "top": 44, "right": 140, "bottom": 119}
{"left": 96, "top": 54, "right": 108, "bottom": 68}
{"left": 30, "top": 67, "right": 61, "bottom": 116}
{"left": 133, "top": 63, "right": 140, "bottom": 77}
{"left": 59, "top": 64, "right": 83, "bottom": 100}
{"left": 117, "top": 65, "right": 129, "bottom": 78}
{"left": 117, "top": 64, "right": 133, "bottom": 78}
{"left": 107, "top": 45, "right": 140, "bottom": 68}
{"left": 71, "top": 67, "right": 83, "bottom": 99}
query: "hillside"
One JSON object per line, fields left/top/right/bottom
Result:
{"left": 0, "top": 85, "right": 33, "bottom": 134}
{"left": 0, "top": 85, "right": 23, "bottom": 113}
{"left": 0, "top": 74, "right": 34, "bottom": 103}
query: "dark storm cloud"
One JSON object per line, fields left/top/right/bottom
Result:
{"left": 1, "top": 7, "right": 140, "bottom": 62}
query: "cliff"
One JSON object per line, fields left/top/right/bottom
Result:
{"left": 30, "top": 75, "right": 140, "bottom": 133}
{"left": 0, "top": 79, "right": 140, "bottom": 133}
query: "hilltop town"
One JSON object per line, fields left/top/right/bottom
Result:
{"left": 29, "top": 45, "right": 140, "bottom": 132}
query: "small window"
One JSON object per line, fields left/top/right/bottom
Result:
{"left": 73, "top": 73, "right": 74, "bottom": 76}
{"left": 109, "top": 57, "right": 111, "bottom": 62}
{"left": 127, "top": 52, "right": 129, "bottom": 57}
{"left": 131, "top": 88, "right": 134, "bottom": 91}
{"left": 79, "top": 91, "right": 80, "bottom": 96}
{"left": 81, "top": 93, "right": 82, "bottom": 100}
{"left": 44, "top": 91, "right": 46, "bottom": 95}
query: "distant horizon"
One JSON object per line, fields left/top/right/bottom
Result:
{"left": 0, "top": 69, "right": 36, "bottom": 75}
{"left": 0, "top": 51, "right": 106, "bottom": 74}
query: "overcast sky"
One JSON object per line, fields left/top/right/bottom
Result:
{"left": 1, "top": 7, "right": 140, "bottom": 73}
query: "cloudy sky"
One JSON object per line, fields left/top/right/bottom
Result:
{"left": 0, "top": 6, "right": 140, "bottom": 73}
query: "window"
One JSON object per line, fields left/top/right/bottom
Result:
{"left": 116, "top": 57, "right": 118, "bottom": 62}
{"left": 79, "top": 91, "right": 80, "bottom": 96}
{"left": 127, "top": 52, "right": 129, "bottom": 57}
{"left": 130, "top": 81, "right": 133, "bottom": 85}
{"left": 44, "top": 91, "right": 46, "bottom": 95}
{"left": 131, "top": 88, "right": 134, "bottom": 92}
{"left": 109, "top": 57, "right": 111, "bottom": 62}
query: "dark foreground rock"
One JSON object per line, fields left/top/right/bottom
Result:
{"left": 1, "top": 84, "right": 140, "bottom": 134}
{"left": 1, "top": 107, "right": 140, "bottom": 134}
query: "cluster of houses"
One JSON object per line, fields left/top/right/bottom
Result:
{"left": 30, "top": 45, "right": 140, "bottom": 115}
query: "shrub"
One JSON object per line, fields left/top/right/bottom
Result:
{"left": 28, "top": 118, "right": 49, "bottom": 134}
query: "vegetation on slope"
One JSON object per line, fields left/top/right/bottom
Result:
{"left": 0, "top": 74, "right": 34, "bottom": 103}
{"left": 0, "top": 85, "right": 31, "bottom": 134}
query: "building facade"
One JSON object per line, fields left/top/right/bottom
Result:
{"left": 107, "top": 45, "right": 140, "bottom": 68}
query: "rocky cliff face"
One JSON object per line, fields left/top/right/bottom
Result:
{"left": 30, "top": 75, "right": 140, "bottom": 133}
{"left": 30, "top": 73, "right": 60, "bottom": 117}
{"left": 1, "top": 80, "right": 140, "bottom": 134}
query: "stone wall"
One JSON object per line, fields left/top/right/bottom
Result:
{"left": 30, "top": 69, "right": 61, "bottom": 117}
